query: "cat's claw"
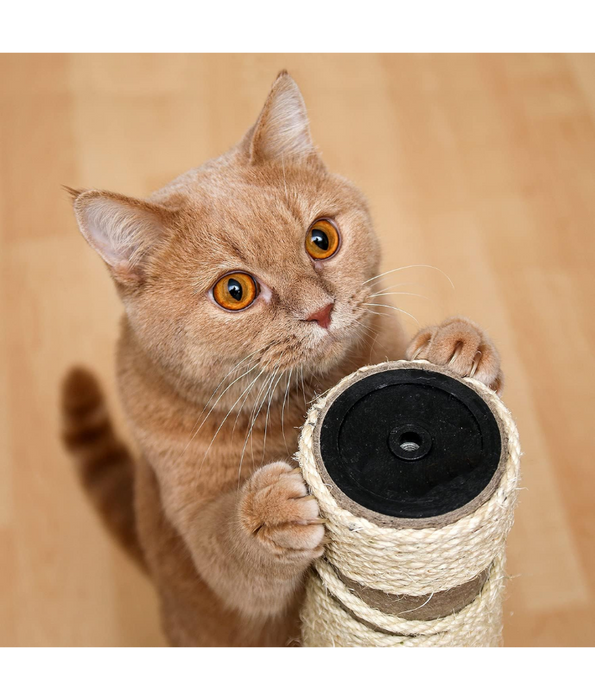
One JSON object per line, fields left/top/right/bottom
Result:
{"left": 405, "top": 316, "right": 503, "bottom": 394}
{"left": 240, "top": 462, "right": 325, "bottom": 560}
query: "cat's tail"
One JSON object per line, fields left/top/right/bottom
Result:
{"left": 61, "top": 366, "right": 146, "bottom": 570}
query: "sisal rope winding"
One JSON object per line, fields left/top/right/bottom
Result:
{"left": 298, "top": 360, "right": 521, "bottom": 647}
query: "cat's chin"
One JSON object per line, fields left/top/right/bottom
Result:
{"left": 296, "top": 328, "right": 356, "bottom": 376}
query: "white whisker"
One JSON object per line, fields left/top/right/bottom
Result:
{"left": 281, "top": 367, "right": 294, "bottom": 454}
{"left": 367, "top": 282, "right": 411, "bottom": 293}
{"left": 181, "top": 361, "right": 260, "bottom": 459}
{"left": 363, "top": 303, "right": 420, "bottom": 328}
{"left": 239, "top": 363, "right": 280, "bottom": 481}
{"left": 181, "top": 351, "right": 260, "bottom": 456}
{"left": 368, "top": 291, "right": 429, "bottom": 301}
{"left": 261, "top": 363, "right": 286, "bottom": 466}
{"left": 300, "top": 366, "right": 307, "bottom": 407}
{"left": 199, "top": 364, "right": 270, "bottom": 469}
{"left": 363, "top": 264, "right": 454, "bottom": 290}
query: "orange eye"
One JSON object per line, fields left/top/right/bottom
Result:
{"left": 212, "top": 272, "right": 258, "bottom": 311}
{"left": 306, "top": 219, "right": 341, "bottom": 260}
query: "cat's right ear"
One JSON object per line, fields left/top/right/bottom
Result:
{"left": 243, "top": 71, "right": 322, "bottom": 166}
{"left": 67, "top": 188, "right": 170, "bottom": 286}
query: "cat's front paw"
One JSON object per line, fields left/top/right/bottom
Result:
{"left": 405, "top": 316, "right": 503, "bottom": 394}
{"left": 239, "top": 462, "right": 325, "bottom": 561}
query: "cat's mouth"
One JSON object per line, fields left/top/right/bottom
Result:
{"left": 295, "top": 308, "right": 370, "bottom": 370}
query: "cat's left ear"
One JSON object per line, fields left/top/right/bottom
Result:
{"left": 68, "top": 188, "right": 172, "bottom": 287}
{"left": 244, "top": 71, "right": 321, "bottom": 165}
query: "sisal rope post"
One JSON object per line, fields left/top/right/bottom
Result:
{"left": 298, "top": 360, "right": 521, "bottom": 647}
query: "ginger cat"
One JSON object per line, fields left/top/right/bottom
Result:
{"left": 61, "top": 71, "right": 503, "bottom": 646}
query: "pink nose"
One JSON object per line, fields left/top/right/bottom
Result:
{"left": 306, "top": 302, "right": 334, "bottom": 330}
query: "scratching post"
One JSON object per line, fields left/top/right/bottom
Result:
{"left": 298, "top": 360, "right": 521, "bottom": 647}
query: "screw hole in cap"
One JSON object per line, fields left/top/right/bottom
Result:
{"left": 389, "top": 424, "right": 432, "bottom": 461}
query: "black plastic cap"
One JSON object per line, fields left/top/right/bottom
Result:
{"left": 319, "top": 368, "right": 502, "bottom": 519}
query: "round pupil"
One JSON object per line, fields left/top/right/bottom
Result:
{"left": 227, "top": 278, "right": 243, "bottom": 301}
{"left": 311, "top": 229, "right": 329, "bottom": 251}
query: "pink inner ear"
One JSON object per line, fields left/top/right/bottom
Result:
{"left": 81, "top": 201, "right": 127, "bottom": 266}
{"left": 75, "top": 195, "right": 158, "bottom": 269}
{"left": 112, "top": 260, "right": 142, "bottom": 284}
{"left": 249, "top": 74, "right": 316, "bottom": 164}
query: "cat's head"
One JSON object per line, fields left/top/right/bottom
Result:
{"left": 69, "top": 71, "right": 381, "bottom": 400}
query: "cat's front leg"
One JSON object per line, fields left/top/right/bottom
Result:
{"left": 405, "top": 316, "right": 503, "bottom": 394}
{"left": 190, "top": 461, "right": 324, "bottom": 619}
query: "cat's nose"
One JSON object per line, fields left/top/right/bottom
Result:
{"left": 305, "top": 302, "right": 334, "bottom": 330}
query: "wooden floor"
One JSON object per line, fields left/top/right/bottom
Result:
{"left": 1, "top": 54, "right": 594, "bottom": 646}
